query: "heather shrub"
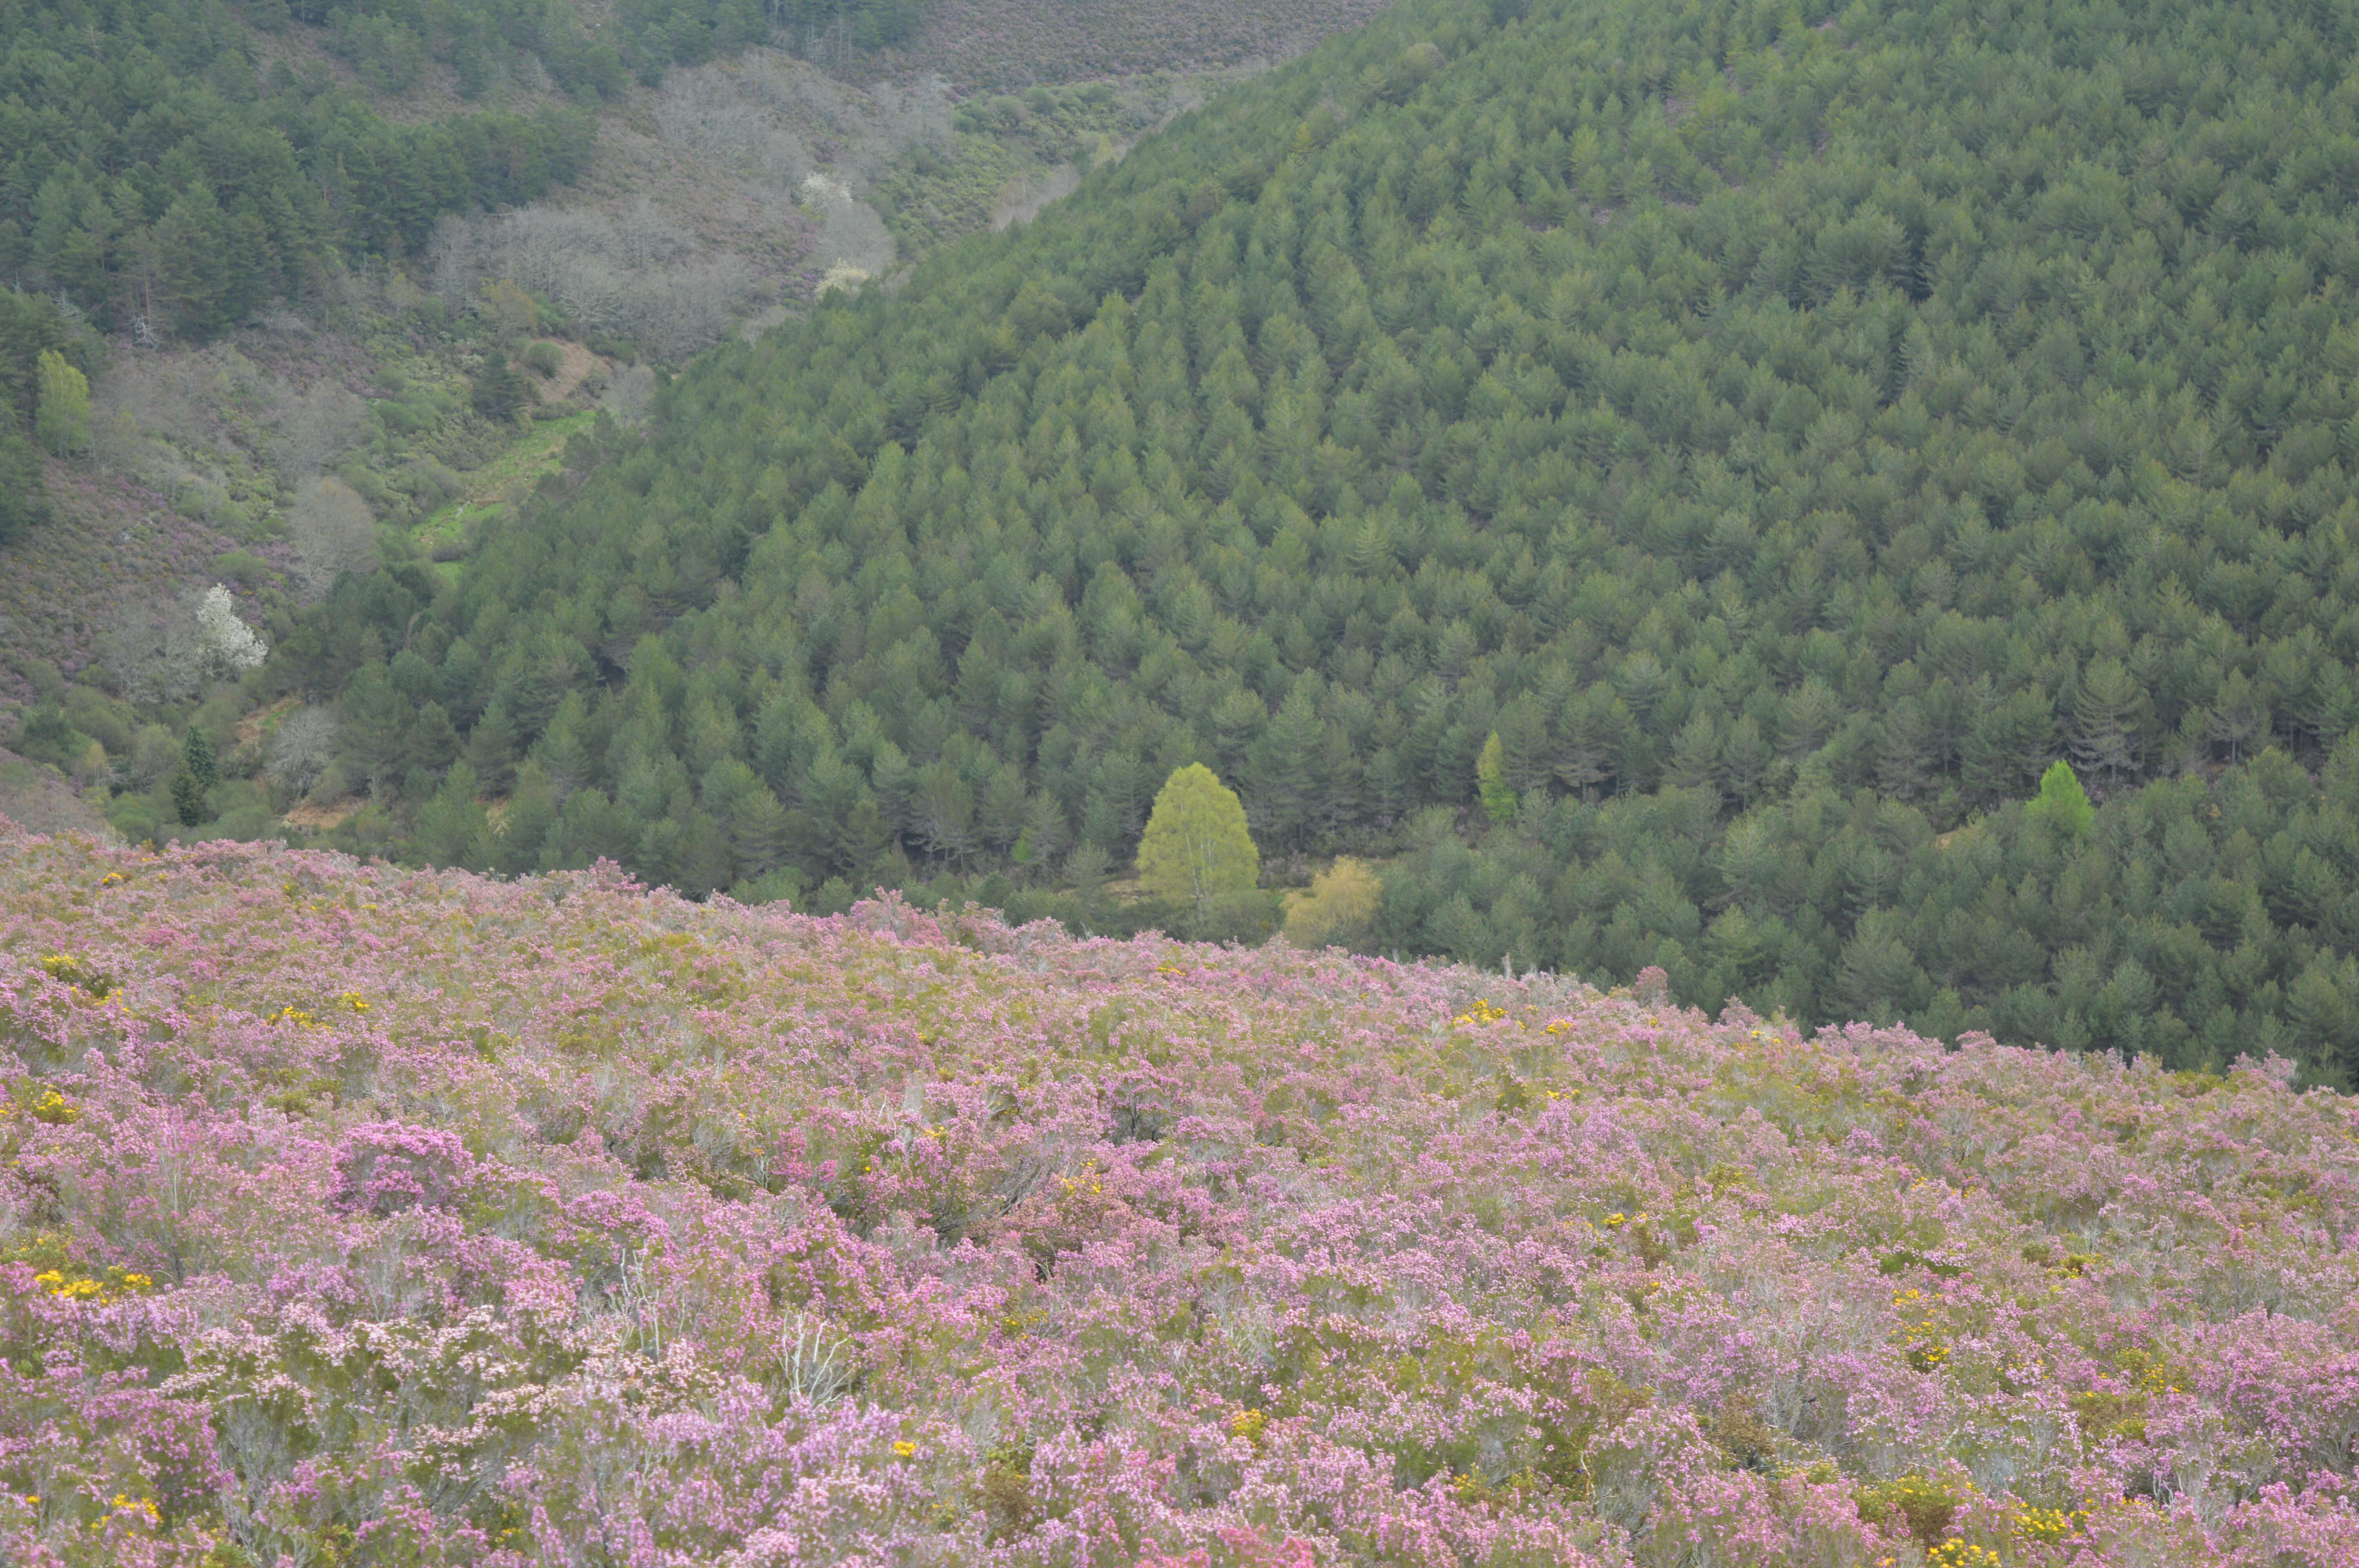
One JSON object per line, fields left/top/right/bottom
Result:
{"left": 0, "top": 826, "right": 2350, "bottom": 1565}
{"left": 330, "top": 1121, "right": 474, "bottom": 1216}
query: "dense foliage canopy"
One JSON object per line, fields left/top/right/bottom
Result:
{"left": 0, "top": 0, "right": 638, "bottom": 337}
{"left": 273, "top": 0, "right": 2359, "bottom": 1083}
{"left": 2, "top": 828, "right": 2356, "bottom": 1563}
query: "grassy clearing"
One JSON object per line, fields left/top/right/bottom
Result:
{"left": 415, "top": 410, "right": 594, "bottom": 573}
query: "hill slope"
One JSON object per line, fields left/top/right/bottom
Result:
{"left": 0, "top": 0, "right": 1375, "bottom": 805}
{"left": 261, "top": 0, "right": 2359, "bottom": 1078}
{"left": 2, "top": 820, "right": 2357, "bottom": 1561}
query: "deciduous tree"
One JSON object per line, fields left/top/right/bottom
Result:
{"left": 1138, "top": 764, "right": 1260, "bottom": 926}
{"left": 1284, "top": 857, "right": 1383, "bottom": 947}
{"left": 34, "top": 350, "right": 87, "bottom": 457}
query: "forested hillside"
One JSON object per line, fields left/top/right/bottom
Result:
{"left": 0, "top": 0, "right": 1378, "bottom": 563}
{"left": 244, "top": 0, "right": 2359, "bottom": 1081}
{"left": 0, "top": 0, "right": 609, "bottom": 336}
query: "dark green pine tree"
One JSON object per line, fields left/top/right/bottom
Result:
{"left": 171, "top": 728, "right": 219, "bottom": 827}
{"left": 472, "top": 354, "right": 530, "bottom": 423}
{"left": 465, "top": 699, "right": 520, "bottom": 796}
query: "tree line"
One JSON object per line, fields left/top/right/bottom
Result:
{"left": 0, "top": 0, "right": 647, "bottom": 341}
{"left": 308, "top": 0, "right": 851, "bottom": 97}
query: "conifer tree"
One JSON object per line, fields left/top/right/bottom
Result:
{"left": 0, "top": 430, "right": 45, "bottom": 544}
{"left": 496, "top": 761, "right": 561, "bottom": 876}
{"left": 182, "top": 726, "right": 218, "bottom": 793}
{"left": 472, "top": 354, "right": 529, "bottom": 423}
{"left": 2069, "top": 660, "right": 2146, "bottom": 781}
{"left": 1476, "top": 733, "right": 1518, "bottom": 826}
{"left": 416, "top": 762, "right": 492, "bottom": 870}
{"left": 2027, "top": 760, "right": 2095, "bottom": 838}
{"left": 464, "top": 699, "right": 519, "bottom": 796}
{"left": 171, "top": 728, "right": 218, "bottom": 826}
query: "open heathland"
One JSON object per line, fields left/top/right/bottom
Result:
{"left": 1, "top": 820, "right": 2355, "bottom": 1563}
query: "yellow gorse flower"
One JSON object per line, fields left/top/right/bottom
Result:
{"left": 2012, "top": 1504, "right": 2092, "bottom": 1543}
{"left": 31, "top": 1264, "right": 156, "bottom": 1304}
{"left": 37, "top": 953, "right": 118, "bottom": 999}
{"left": 1892, "top": 1288, "right": 1952, "bottom": 1372}
{"left": 1926, "top": 1543, "right": 2000, "bottom": 1568}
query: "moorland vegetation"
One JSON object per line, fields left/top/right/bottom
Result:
{"left": 0, "top": 824, "right": 2354, "bottom": 1563}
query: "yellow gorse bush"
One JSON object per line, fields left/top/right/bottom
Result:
{"left": 2014, "top": 1504, "right": 2093, "bottom": 1543}
{"left": 31, "top": 1265, "right": 154, "bottom": 1303}
{"left": 36, "top": 953, "right": 116, "bottom": 999}
{"left": 26, "top": 1088, "right": 78, "bottom": 1124}
{"left": 260, "top": 995, "right": 369, "bottom": 1030}
{"left": 1893, "top": 1288, "right": 1952, "bottom": 1374}
{"left": 1927, "top": 1544, "right": 2001, "bottom": 1568}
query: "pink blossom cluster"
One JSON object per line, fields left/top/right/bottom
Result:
{"left": 0, "top": 822, "right": 2355, "bottom": 1566}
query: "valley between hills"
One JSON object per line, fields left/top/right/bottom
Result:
{"left": 4, "top": 0, "right": 2359, "bottom": 1556}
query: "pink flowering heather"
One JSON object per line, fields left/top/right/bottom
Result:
{"left": 0, "top": 820, "right": 2355, "bottom": 1567}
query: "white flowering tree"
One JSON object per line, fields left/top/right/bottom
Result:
{"left": 193, "top": 585, "right": 268, "bottom": 681}
{"left": 97, "top": 584, "right": 269, "bottom": 703}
